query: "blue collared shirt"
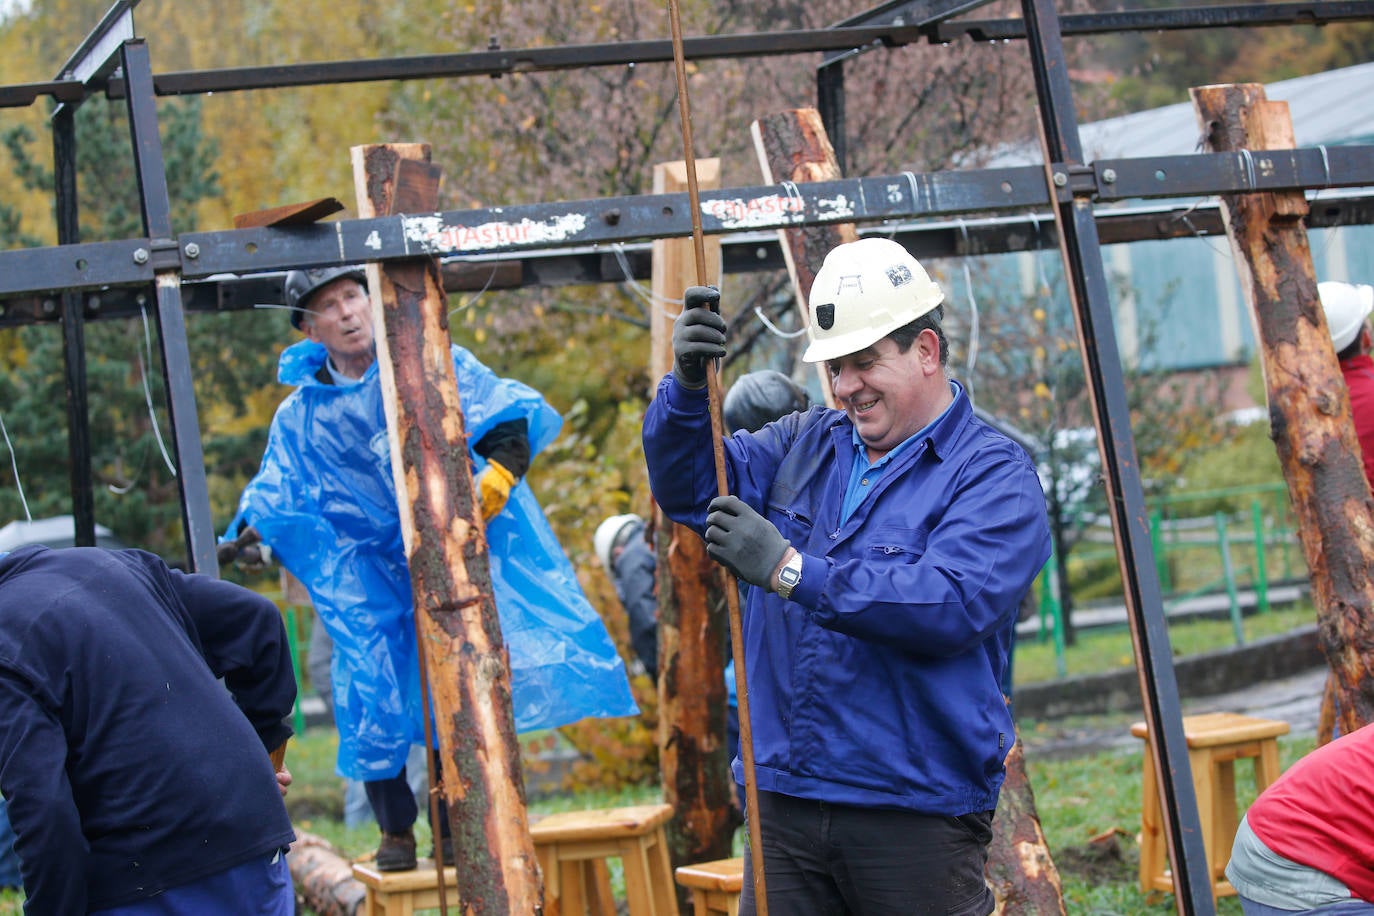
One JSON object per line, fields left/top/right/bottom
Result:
{"left": 840, "top": 394, "right": 955, "bottom": 523}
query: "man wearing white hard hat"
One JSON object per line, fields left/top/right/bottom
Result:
{"left": 643, "top": 237, "right": 1051, "bottom": 915}
{"left": 1319, "top": 280, "right": 1374, "bottom": 486}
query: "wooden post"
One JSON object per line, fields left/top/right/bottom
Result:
{"left": 352, "top": 142, "right": 541, "bottom": 913}
{"left": 650, "top": 159, "right": 738, "bottom": 887}
{"left": 985, "top": 741, "right": 1067, "bottom": 915}
{"left": 1191, "top": 83, "right": 1374, "bottom": 735}
{"left": 751, "top": 108, "right": 857, "bottom": 407}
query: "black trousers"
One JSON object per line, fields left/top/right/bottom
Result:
{"left": 364, "top": 748, "right": 449, "bottom": 838}
{"left": 739, "top": 791, "right": 995, "bottom": 916}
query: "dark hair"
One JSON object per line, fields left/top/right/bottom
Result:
{"left": 887, "top": 305, "right": 948, "bottom": 365}
{"left": 1338, "top": 335, "right": 1364, "bottom": 362}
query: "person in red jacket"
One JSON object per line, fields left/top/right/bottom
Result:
{"left": 1320, "top": 280, "right": 1374, "bottom": 487}
{"left": 1225, "top": 722, "right": 1374, "bottom": 914}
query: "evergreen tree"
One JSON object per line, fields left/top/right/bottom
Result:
{"left": 0, "top": 97, "right": 285, "bottom": 556}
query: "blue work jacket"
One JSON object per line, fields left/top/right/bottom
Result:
{"left": 227, "top": 340, "right": 636, "bottom": 781}
{"left": 644, "top": 376, "right": 1050, "bottom": 815}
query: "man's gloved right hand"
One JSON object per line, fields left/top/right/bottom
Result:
{"left": 672, "top": 287, "right": 726, "bottom": 390}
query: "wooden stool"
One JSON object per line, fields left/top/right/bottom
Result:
{"left": 675, "top": 857, "right": 743, "bottom": 916}
{"left": 352, "top": 859, "right": 458, "bottom": 916}
{"left": 1131, "top": 711, "right": 1288, "bottom": 899}
{"left": 531, "top": 803, "right": 677, "bottom": 916}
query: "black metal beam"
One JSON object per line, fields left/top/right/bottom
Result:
{"left": 4, "top": 3, "right": 1371, "bottom": 109}
{"left": 943, "top": 1, "right": 1374, "bottom": 43}
{"left": 53, "top": 105, "right": 95, "bottom": 548}
{"left": 818, "top": 0, "right": 996, "bottom": 171}
{"left": 4, "top": 190, "right": 1372, "bottom": 328}
{"left": 1023, "top": 0, "right": 1213, "bottom": 912}
{"left": 121, "top": 39, "right": 217, "bottom": 575}
{"left": 3, "top": 146, "right": 1372, "bottom": 301}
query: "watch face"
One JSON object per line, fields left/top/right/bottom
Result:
{"left": 779, "top": 565, "right": 801, "bottom": 586}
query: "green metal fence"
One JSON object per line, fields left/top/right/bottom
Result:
{"left": 1032, "top": 482, "right": 1302, "bottom": 675}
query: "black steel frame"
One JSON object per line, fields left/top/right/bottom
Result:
{"left": 3, "top": 3, "right": 1372, "bottom": 911}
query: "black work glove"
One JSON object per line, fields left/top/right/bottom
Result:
{"left": 672, "top": 287, "right": 726, "bottom": 390}
{"left": 704, "top": 495, "right": 790, "bottom": 588}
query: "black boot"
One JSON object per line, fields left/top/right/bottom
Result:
{"left": 376, "top": 828, "right": 417, "bottom": 872}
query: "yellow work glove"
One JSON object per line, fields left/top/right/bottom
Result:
{"left": 477, "top": 459, "right": 516, "bottom": 522}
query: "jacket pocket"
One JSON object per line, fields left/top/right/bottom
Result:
{"left": 867, "top": 525, "right": 928, "bottom": 561}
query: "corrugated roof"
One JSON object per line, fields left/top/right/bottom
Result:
{"left": 987, "top": 61, "right": 1374, "bottom": 166}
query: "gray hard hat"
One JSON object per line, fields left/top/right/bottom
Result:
{"left": 283, "top": 265, "right": 367, "bottom": 329}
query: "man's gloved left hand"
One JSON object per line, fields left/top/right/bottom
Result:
{"left": 704, "top": 495, "right": 790, "bottom": 588}
{"left": 477, "top": 460, "right": 517, "bottom": 522}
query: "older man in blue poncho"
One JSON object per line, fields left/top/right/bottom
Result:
{"left": 225, "top": 265, "right": 636, "bottom": 871}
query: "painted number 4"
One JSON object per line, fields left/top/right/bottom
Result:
{"left": 365, "top": 231, "right": 382, "bottom": 250}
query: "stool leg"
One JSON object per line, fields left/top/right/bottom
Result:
{"left": 585, "top": 859, "right": 615, "bottom": 916}
{"left": 645, "top": 829, "right": 677, "bottom": 916}
{"left": 561, "top": 859, "right": 589, "bottom": 916}
{"left": 1139, "top": 742, "right": 1165, "bottom": 892}
{"left": 1255, "top": 738, "right": 1282, "bottom": 791}
{"left": 1189, "top": 746, "right": 1218, "bottom": 899}
{"left": 1213, "top": 756, "right": 1239, "bottom": 883}
{"left": 538, "top": 845, "right": 563, "bottom": 916}
{"left": 620, "top": 837, "right": 657, "bottom": 916}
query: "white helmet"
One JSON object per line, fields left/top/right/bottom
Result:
{"left": 1318, "top": 281, "right": 1374, "bottom": 352}
{"left": 594, "top": 514, "right": 642, "bottom": 569}
{"left": 801, "top": 237, "right": 945, "bottom": 363}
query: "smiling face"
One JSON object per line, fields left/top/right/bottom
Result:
{"left": 826, "top": 330, "right": 952, "bottom": 461}
{"left": 300, "top": 277, "right": 375, "bottom": 379}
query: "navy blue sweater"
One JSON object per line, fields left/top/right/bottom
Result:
{"left": 0, "top": 547, "right": 296, "bottom": 913}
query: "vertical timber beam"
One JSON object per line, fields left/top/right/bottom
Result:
{"left": 53, "top": 105, "right": 96, "bottom": 546}
{"left": 1020, "top": 2, "right": 1214, "bottom": 913}
{"left": 353, "top": 142, "right": 540, "bottom": 915}
{"left": 650, "top": 159, "right": 736, "bottom": 887}
{"left": 751, "top": 108, "right": 853, "bottom": 407}
{"left": 121, "top": 39, "right": 216, "bottom": 573}
{"left": 1192, "top": 84, "right": 1374, "bottom": 735}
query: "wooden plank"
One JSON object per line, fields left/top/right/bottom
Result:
{"left": 1193, "top": 83, "right": 1374, "bottom": 736}
{"left": 649, "top": 159, "right": 737, "bottom": 895}
{"left": 352, "top": 141, "right": 541, "bottom": 915}
{"left": 231, "top": 197, "right": 344, "bottom": 229}
{"left": 751, "top": 108, "right": 854, "bottom": 407}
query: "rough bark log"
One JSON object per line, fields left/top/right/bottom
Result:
{"left": 752, "top": 107, "right": 859, "bottom": 407}
{"left": 1192, "top": 84, "right": 1374, "bottom": 738}
{"left": 986, "top": 741, "right": 1067, "bottom": 915}
{"left": 287, "top": 830, "right": 366, "bottom": 916}
{"left": 649, "top": 161, "right": 737, "bottom": 894}
{"left": 352, "top": 142, "right": 541, "bottom": 913}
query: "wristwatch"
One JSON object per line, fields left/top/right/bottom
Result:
{"left": 775, "top": 552, "right": 803, "bottom": 600}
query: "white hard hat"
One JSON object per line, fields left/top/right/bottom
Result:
{"left": 801, "top": 237, "right": 945, "bottom": 363}
{"left": 1318, "top": 281, "right": 1374, "bottom": 352}
{"left": 594, "top": 514, "right": 642, "bottom": 569}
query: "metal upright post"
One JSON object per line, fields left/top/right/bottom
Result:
{"left": 53, "top": 105, "right": 96, "bottom": 547}
{"left": 1020, "top": 1, "right": 1214, "bottom": 912}
{"left": 120, "top": 39, "right": 217, "bottom": 574}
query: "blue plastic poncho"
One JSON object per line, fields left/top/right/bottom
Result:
{"left": 226, "top": 339, "right": 637, "bottom": 781}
